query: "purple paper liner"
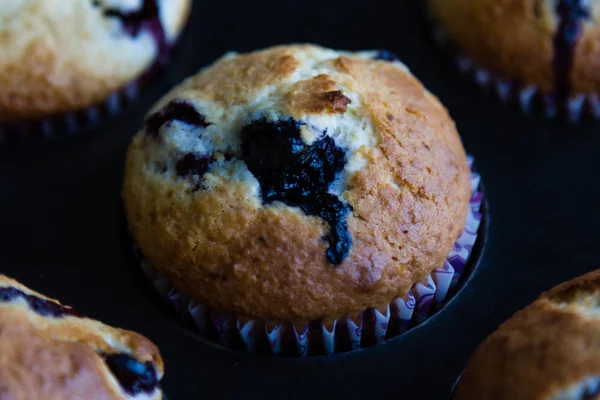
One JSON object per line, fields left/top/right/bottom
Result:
{"left": 448, "top": 371, "right": 464, "bottom": 400}
{"left": 427, "top": 8, "right": 598, "bottom": 123}
{"left": 136, "top": 156, "right": 484, "bottom": 356}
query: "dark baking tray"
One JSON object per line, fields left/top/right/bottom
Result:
{"left": 1, "top": 1, "right": 598, "bottom": 399}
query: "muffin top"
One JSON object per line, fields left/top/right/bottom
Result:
{"left": 429, "top": 0, "right": 600, "bottom": 98}
{"left": 0, "top": 0, "right": 191, "bottom": 123}
{"left": 0, "top": 275, "right": 164, "bottom": 400}
{"left": 123, "top": 44, "right": 470, "bottom": 323}
{"left": 455, "top": 269, "right": 600, "bottom": 400}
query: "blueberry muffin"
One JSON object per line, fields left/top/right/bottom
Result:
{"left": 123, "top": 44, "right": 471, "bottom": 327}
{"left": 455, "top": 269, "right": 600, "bottom": 400}
{"left": 0, "top": 275, "right": 164, "bottom": 399}
{"left": 0, "top": 0, "right": 191, "bottom": 125}
{"left": 428, "top": 0, "right": 600, "bottom": 117}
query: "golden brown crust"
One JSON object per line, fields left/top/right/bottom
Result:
{"left": 430, "top": 0, "right": 555, "bottom": 92}
{"left": 572, "top": 3, "right": 600, "bottom": 95}
{"left": 430, "top": 0, "right": 600, "bottom": 96}
{"left": 287, "top": 74, "right": 352, "bottom": 114}
{"left": 455, "top": 269, "right": 600, "bottom": 400}
{"left": 0, "top": 0, "right": 191, "bottom": 123}
{"left": 123, "top": 44, "right": 471, "bottom": 323}
{"left": 0, "top": 308, "right": 124, "bottom": 400}
{"left": 174, "top": 48, "right": 302, "bottom": 107}
{"left": 0, "top": 275, "right": 163, "bottom": 400}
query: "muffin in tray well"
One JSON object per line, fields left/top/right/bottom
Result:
{"left": 0, "top": 275, "right": 164, "bottom": 400}
{"left": 455, "top": 269, "right": 600, "bottom": 400}
{"left": 123, "top": 44, "right": 471, "bottom": 326}
{"left": 0, "top": 0, "right": 190, "bottom": 126}
{"left": 428, "top": 0, "right": 600, "bottom": 119}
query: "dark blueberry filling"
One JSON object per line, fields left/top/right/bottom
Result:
{"left": 99, "top": 0, "right": 170, "bottom": 64}
{"left": 553, "top": 0, "right": 591, "bottom": 100}
{"left": 175, "top": 154, "right": 216, "bottom": 191}
{"left": 240, "top": 119, "right": 352, "bottom": 265}
{"left": 145, "top": 100, "right": 211, "bottom": 138}
{"left": 373, "top": 50, "right": 400, "bottom": 62}
{"left": 176, "top": 153, "right": 232, "bottom": 181}
{"left": 0, "top": 287, "right": 80, "bottom": 318}
{"left": 146, "top": 100, "right": 215, "bottom": 188}
{"left": 103, "top": 354, "right": 158, "bottom": 396}
{"left": 175, "top": 153, "right": 213, "bottom": 177}
{"left": 0, "top": 288, "right": 158, "bottom": 395}
{"left": 581, "top": 384, "right": 600, "bottom": 400}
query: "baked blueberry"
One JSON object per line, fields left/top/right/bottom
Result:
{"left": 554, "top": 0, "right": 591, "bottom": 99}
{"left": 103, "top": 354, "right": 159, "bottom": 396}
{"left": 429, "top": 0, "right": 600, "bottom": 120}
{"left": 0, "top": 0, "right": 191, "bottom": 127}
{"left": 100, "top": 0, "right": 168, "bottom": 61}
{"left": 0, "top": 286, "right": 79, "bottom": 318}
{"left": 124, "top": 44, "right": 470, "bottom": 335}
{"left": 175, "top": 153, "right": 214, "bottom": 177}
{"left": 582, "top": 386, "right": 600, "bottom": 400}
{"left": 372, "top": 49, "right": 400, "bottom": 62}
{"left": 240, "top": 118, "right": 351, "bottom": 264}
{"left": 0, "top": 275, "right": 164, "bottom": 399}
{"left": 145, "top": 99, "right": 212, "bottom": 138}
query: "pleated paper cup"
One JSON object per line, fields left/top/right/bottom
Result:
{"left": 136, "top": 157, "right": 484, "bottom": 356}
{"left": 428, "top": 10, "right": 599, "bottom": 123}
{"left": 0, "top": 43, "right": 178, "bottom": 144}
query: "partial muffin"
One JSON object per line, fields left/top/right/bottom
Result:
{"left": 428, "top": 0, "right": 600, "bottom": 120}
{"left": 123, "top": 44, "right": 471, "bottom": 350}
{"left": 455, "top": 269, "right": 600, "bottom": 400}
{"left": 0, "top": 274, "right": 164, "bottom": 399}
{"left": 0, "top": 0, "right": 191, "bottom": 129}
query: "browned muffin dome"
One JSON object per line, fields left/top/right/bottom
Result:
{"left": 429, "top": 0, "right": 600, "bottom": 113}
{"left": 455, "top": 269, "right": 600, "bottom": 400}
{"left": 123, "top": 44, "right": 471, "bottom": 324}
{"left": 0, "top": 275, "right": 164, "bottom": 400}
{"left": 0, "top": 0, "right": 191, "bottom": 124}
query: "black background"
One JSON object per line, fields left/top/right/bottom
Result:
{"left": 1, "top": 1, "right": 599, "bottom": 399}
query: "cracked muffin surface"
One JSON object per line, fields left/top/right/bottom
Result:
{"left": 123, "top": 44, "right": 471, "bottom": 323}
{"left": 429, "top": 0, "right": 600, "bottom": 100}
{"left": 0, "top": 275, "right": 164, "bottom": 400}
{"left": 0, "top": 0, "right": 191, "bottom": 123}
{"left": 455, "top": 269, "right": 600, "bottom": 400}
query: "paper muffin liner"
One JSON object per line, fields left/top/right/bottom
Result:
{"left": 449, "top": 372, "right": 464, "bottom": 400}
{"left": 428, "top": 13, "right": 598, "bottom": 123}
{"left": 135, "top": 156, "right": 483, "bottom": 356}
{"left": 0, "top": 80, "right": 142, "bottom": 144}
